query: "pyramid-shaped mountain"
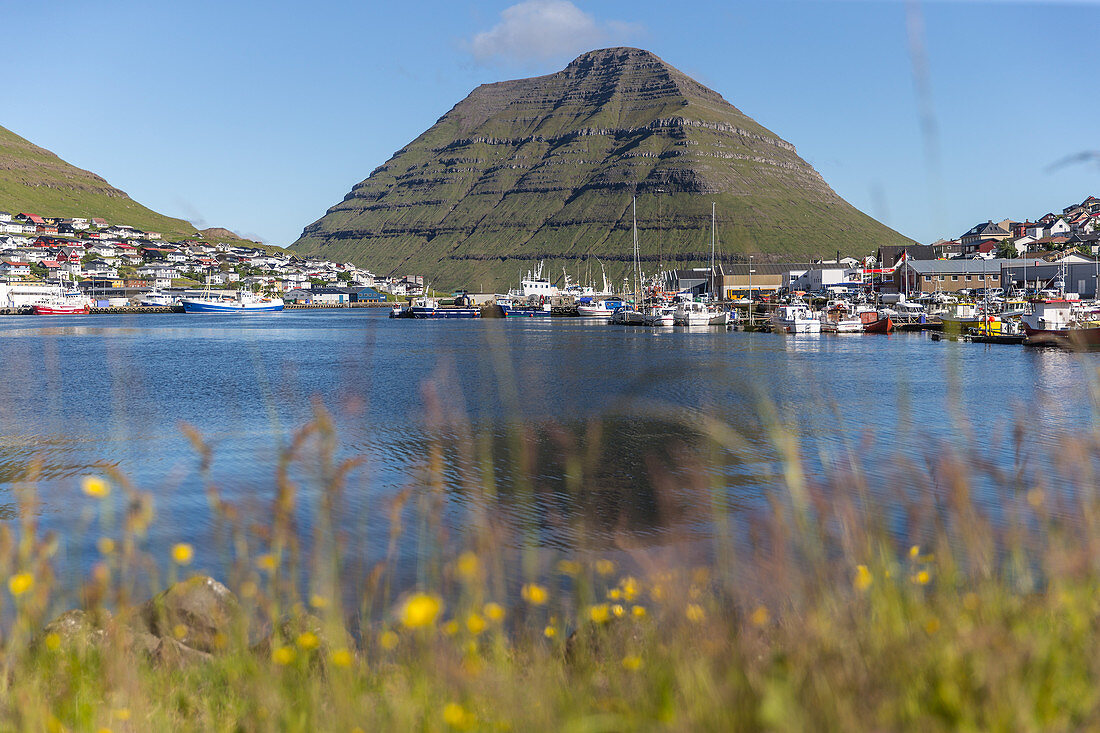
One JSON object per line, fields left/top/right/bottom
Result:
{"left": 292, "top": 48, "right": 910, "bottom": 288}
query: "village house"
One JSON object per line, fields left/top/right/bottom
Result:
{"left": 960, "top": 221, "right": 1013, "bottom": 246}
{"left": 0, "top": 261, "right": 32, "bottom": 279}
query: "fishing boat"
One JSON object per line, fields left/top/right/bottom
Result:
{"left": 819, "top": 301, "right": 863, "bottom": 333}
{"left": 576, "top": 297, "right": 623, "bottom": 318}
{"left": 31, "top": 288, "right": 92, "bottom": 315}
{"left": 408, "top": 296, "right": 481, "bottom": 319}
{"left": 770, "top": 301, "right": 821, "bottom": 334}
{"left": 499, "top": 297, "right": 552, "bottom": 317}
{"left": 643, "top": 304, "right": 675, "bottom": 327}
{"left": 1021, "top": 298, "right": 1100, "bottom": 348}
{"left": 137, "top": 289, "right": 179, "bottom": 307}
{"left": 860, "top": 310, "right": 894, "bottom": 334}
{"left": 673, "top": 300, "right": 710, "bottom": 326}
{"left": 938, "top": 302, "right": 983, "bottom": 334}
{"left": 181, "top": 290, "right": 284, "bottom": 313}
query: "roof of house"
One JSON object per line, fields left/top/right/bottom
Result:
{"left": 903, "top": 259, "right": 1011, "bottom": 275}
{"left": 963, "top": 221, "right": 1010, "bottom": 238}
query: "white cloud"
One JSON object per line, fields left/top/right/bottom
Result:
{"left": 467, "top": 0, "right": 642, "bottom": 66}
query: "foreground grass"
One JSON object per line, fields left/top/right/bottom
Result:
{"left": 2, "top": 408, "right": 1100, "bottom": 731}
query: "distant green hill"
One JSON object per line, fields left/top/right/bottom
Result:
{"left": 0, "top": 124, "right": 196, "bottom": 240}
{"left": 291, "top": 47, "right": 912, "bottom": 290}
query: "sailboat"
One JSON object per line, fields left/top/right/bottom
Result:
{"left": 610, "top": 197, "right": 646, "bottom": 325}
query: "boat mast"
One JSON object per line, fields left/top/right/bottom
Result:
{"left": 711, "top": 202, "right": 716, "bottom": 298}
{"left": 633, "top": 196, "right": 639, "bottom": 307}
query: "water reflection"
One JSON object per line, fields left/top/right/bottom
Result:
{"left": 0, "top": 310, "right": 1095, "bottom": 596}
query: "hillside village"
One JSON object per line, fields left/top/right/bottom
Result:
{"left": 0, "top": 211, "right": 430, "bottom": 302}
{"left": 652, "top": 195, "right": 1100, "bottom": 300}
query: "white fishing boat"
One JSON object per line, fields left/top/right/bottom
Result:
{"left": 508, "top": 261, "right": 559, "bottom": 299}
{"left": 137, "top": 289, "right": 179, "bottom": 307}
{"left": 819, "top": 301, "right": 863, "bottom": 333}
{"left": 673, "top": 298, "right": 729, "bottom": 326}
{"left": 576, "top": 298, "right": 624, "bottom": 318}
{"left": 643, "top": 304, "right": 675, "bottom": 327}
{"left": 771, "top": 301, "right": 821, "bottom": 333}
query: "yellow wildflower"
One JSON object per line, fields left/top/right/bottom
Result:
{"left": 296, "top": 631, "right": 320, "bottom": 651}
{"left": 44, "top": 633, "right": 61, "bottom": 651}
{"left": 457, "top": 552, "right": 480, "bottom": 581}
{"left": 171, "top": 543, "right": 194, "bottom": 565}
{"left": 685, "top": 604, "right": 705, "bottom": 623}
{"left": 173, "top": 624, "right": 188, "bottom": 639}
{"left": 854, "top": 564, "right": 873, "bottom": 591}
{"left": 379, "top": 630, "right": 399, "bottom": 650}
{"left": 620, "top": 576, "right": 640, "bottom": 601}
{"left": 621, "top": 654, "right": 643, "bottom": 671}
{"left": 97, "top": 537, "right": 115, "bottom": 555}
{"left": 330, "top": 648, "right": 353, "bottom": 668}
{"left": 443, "top": 619, "right": 459, "bottom": 636}
{"left": 309, "top": 594, "right": 329, "bottom": 609}
{"left": 595, "top": 559, "right": 615, "bottom": 576}
{"left": 750, "top": 605, "right": 770, "bottom": 627}
{"left": 543, "top": 625, "right": 557, "bottom": 639}
{"left": 909, "top": 545, "right": 920, "bottom": 559}
{"left": 8, "top": 572, "right": 34, "bottom": 596}
{"left": 521, "top": 583, "right": 548, "bottom": 605}
{"left": 588, "top": 604, "right": 611, "bottom": 624}
{"left": 611, "top": 603, "right": 625, "bottom": 617}
{"left": 443, "top": 702, "right": 475, "bottom": 730}
{"left": 271, "top": 646, "right": 296, "bottom": 665}
{"left": 914, "top": 570, "right": 931, "bottom": 585}
{"left": 81, "top": 476, "right": 110, "bottom": 498}
{"left": 631, "top": 605, "right": 646, "bottom": 619}
{"left": 607, "top": 588, "right": 622, "bottom": 600}
{"left": 483, "top": 602, "right": 505, "bottom": 622}
{"left": 257, "top": 553, "right": 278, "bottom": 571}
{"left": 401, "top": 593, "right": 443, "bottom": 629}
{"left": 466, "top": 613, "right": 487, "bottom": 635}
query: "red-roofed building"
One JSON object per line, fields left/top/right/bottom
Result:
{"left": 91, "top": 218, "right": 108, "bottom": 228}
{"left": 15, "top": 213, "right": 44, "bottom": 225}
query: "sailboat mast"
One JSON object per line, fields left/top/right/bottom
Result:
{"left": 633, "top": 196, "right": 639, "bottom": 305}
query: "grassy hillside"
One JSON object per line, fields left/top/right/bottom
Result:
{"left": 0, "top": 124, "right": 195, "bottom": 240}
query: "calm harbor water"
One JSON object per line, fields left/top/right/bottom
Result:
{"left": 0, "top": 309, "right": 1095, "bottom": 594}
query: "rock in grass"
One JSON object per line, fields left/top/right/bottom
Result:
{"left": 37, "top": 609, "right": 108, "bottom": 652}
{"left": 138, "top": 576, "right": 241, "bottom": 654}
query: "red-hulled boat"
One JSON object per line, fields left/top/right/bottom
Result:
{"left": 30, "top": 289, "right": 92, "bottom": 315}
{"left": 860, "top": 310, "right": 893, "bottom": 334}
{"left": 1021, "top": 298, "right": 1100, "bottom": 348}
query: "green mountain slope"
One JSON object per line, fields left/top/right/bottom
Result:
{"left": 0, "top": 124, "right": 196, "bottom": 239}
{"left": 292, "top": 47, "right": 911, "bottom": 289}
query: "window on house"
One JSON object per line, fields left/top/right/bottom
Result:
{"left": 952, "top": 275, "right": 959, "bottom": 281}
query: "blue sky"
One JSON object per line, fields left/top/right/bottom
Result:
{"left": 3, "top": 0, "right": 1097, "bottom": 247}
